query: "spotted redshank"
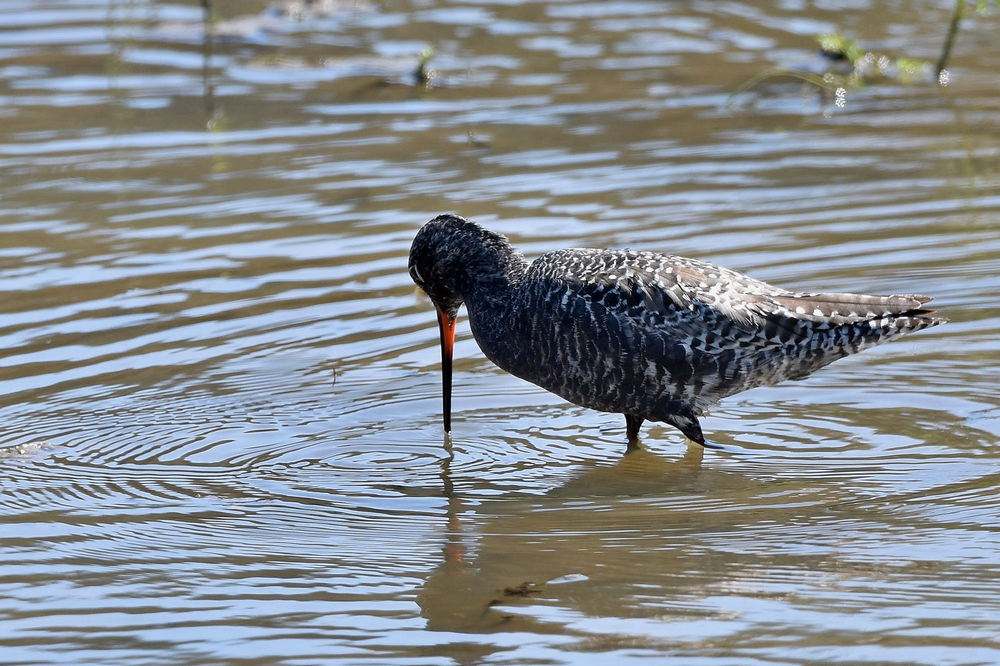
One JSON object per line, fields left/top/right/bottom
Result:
{"left": 408, "top": 214, "right": 945, "bottom": 445}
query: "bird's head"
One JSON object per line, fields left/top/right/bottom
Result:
{"left": 408, "top": 214, "right": 520, "bottom": 433}
{"left": 407, "top": 214, "right": 470, "bottom": 322}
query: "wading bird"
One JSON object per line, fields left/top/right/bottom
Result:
{"left": 408, "top": 214, "right": 945, "bottom": 446}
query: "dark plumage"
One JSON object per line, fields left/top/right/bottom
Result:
{"left": 408, "top": 214, "right": 945, "bottom": 445}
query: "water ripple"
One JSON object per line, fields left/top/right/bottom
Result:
{"left": 1, "top": 1, "right": 999, "bottom": 664}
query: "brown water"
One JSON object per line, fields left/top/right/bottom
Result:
{"left": 2, "top": 1, "right": 999, "bottom": 664}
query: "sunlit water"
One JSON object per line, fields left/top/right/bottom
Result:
{"left": 1, "top": 1, "right": 999, "bottom": 664}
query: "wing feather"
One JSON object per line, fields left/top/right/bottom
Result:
{"left": 532, "top": 247, "right": 943, "bottom": 351}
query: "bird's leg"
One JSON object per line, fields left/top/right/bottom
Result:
{"left": 624, "top": 414, "right": 644, "bottom": 441}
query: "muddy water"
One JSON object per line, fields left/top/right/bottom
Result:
{"left": 1, "top": 1, "right": 999, "bottom": 664}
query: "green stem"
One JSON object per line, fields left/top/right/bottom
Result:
{"left": 936, "top": 0, "right": 966, "bottom": 79}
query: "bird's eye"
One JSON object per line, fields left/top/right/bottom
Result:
{"left": 409, "top": 264, "right": 424, "bottom": 284}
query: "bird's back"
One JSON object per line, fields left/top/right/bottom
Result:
{"left": 475, "top": 247, "right": 944, "bottom": 425}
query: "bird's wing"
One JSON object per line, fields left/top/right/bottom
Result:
{"left": 537, "top": 248, "right": 939, "bottom": 351}
{"left": 539, "top": 249, "right": 778, "bottom": 336}
{"left": 527, "top": 248, "right": 942, "bottom": 415}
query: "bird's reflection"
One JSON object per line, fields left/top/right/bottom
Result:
{"left": 417, "top": 433, "right": 722, "bottom": 634}
{"left": 548, "top": 439, "right": 707, "bottom": 498}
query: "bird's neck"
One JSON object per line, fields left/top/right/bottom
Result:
{"left": 460, "top": 249, "right": 529, "bottom": 373}
{"left": 461, "top": 248, "right": 528, "bottom": 306}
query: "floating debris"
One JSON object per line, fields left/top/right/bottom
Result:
{"left": 547, "top": 573, "right": 589, "bottom": 585}
{"left": 488, "top": 581, "right": 544, "bottom": 605}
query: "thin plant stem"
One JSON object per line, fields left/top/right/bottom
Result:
{"left": 936, "top": 0, "right": 966, "bottom": 78}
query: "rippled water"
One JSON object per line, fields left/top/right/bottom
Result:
{"left": 2, "top": 1, "right": 999, "bottom": 664}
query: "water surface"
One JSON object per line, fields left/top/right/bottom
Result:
{"left": 2, "top": 1, "right": 999, "bottom": 664}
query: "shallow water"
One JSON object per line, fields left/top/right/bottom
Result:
{"left": 1, "top": 1, "right": 999, "bottom": 664}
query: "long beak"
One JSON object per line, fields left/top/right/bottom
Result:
{"left": 435, "top": 306, "right": 457, "bottom": 432}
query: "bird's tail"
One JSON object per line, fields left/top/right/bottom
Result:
{"left": 700, "top": 293, "right": 946, "bottom": 405}
{"left": 769, "top": 292, "right": 946, "bottom": 330}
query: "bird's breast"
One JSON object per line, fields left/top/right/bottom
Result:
{"left": 464, "top": 281, "right": 683, "bottom": 415}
